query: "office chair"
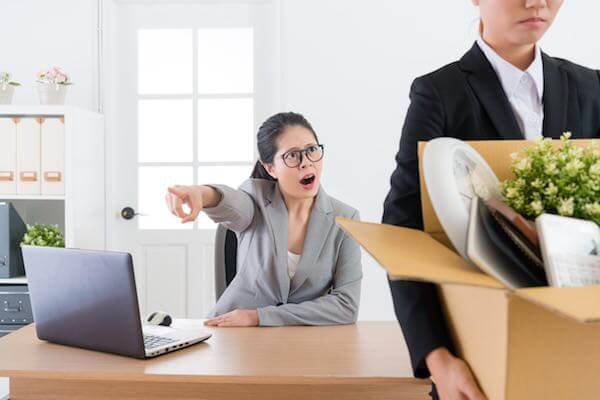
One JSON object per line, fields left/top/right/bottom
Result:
{"left": 214, "top": 224, "right": 238, "bottom": 301}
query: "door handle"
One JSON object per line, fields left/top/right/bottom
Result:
{"left": 120, "top": 207, "right": 148, "bottom": 220}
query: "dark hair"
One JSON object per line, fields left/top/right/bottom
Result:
{"left": 250, "top": 112, "right": 319, "bottom": 181}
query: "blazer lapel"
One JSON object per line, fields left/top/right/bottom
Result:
{"left": 289, "top": 187, "right": 334, "bottom": 296}
{"left": 542, "top": 54, "right": 573, "bottom": 139}
{"left": 263, "top": 184, "right": 291, "bottom": 300}
{"left": 459, "top": 43, "right": 524, "bottom": 140}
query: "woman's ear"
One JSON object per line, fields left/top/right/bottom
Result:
{"left": 262, "top": 162, "right": 278, "bottom": 180}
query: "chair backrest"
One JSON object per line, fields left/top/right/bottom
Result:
{"left": 214, "top": 224, "right": 238, "bottom": 301}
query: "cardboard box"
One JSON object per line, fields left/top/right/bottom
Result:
{"left": 338, "top": 140, "right": 600, "bottom": 400}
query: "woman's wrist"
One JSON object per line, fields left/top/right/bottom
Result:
{"left": 197, "top": 185, "right": 222, "bottom": 208}
{"left": 426, "top": 347, "right": 455, "bottom": 377}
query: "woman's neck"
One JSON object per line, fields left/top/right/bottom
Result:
{"left": 281, "top": 191, "right": 315, "bottom": 219}
{"left": 482, "top": 33, "right": 536, "bottom": 71}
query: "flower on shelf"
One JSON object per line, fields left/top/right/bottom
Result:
{"left": 0, "top": 71, "right": 21, "bottom": 89}
{"left": 21, "top": 224, "right": 65, "bottom": 248}
{"left": 36, "top": 66, "right": 73, "bottom": 86}
{"left": 502, "top": 133, "right": 600, "bottom": 224}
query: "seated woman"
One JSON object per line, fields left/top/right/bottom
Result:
{"left": 165, "top": 112, "right": 362, "bottom": 327}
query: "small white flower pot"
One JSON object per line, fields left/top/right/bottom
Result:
{"left": 37, "top": 83, "right": 69, "bottom": 105}
{"left": 0, "top": 84, "right": 15, "bottom": 105}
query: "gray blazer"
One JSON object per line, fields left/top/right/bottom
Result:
{"left": 204, "top": 178, "right": 362, "bottom": 326}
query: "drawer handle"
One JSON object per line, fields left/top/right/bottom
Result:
{"left": 20, "top": 171, "right": 38, "bottom": 182}
{"left": 44, "top": 171, "right": 62, "bottom": 182}
{"left": 3, "top": 300, "right": 23, "bottom": 313}
{"left": 0, "top": 171, "right": 14, "bottom": 182}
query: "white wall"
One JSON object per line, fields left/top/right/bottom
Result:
{"left": 0, "top": 0, "right": 98, "bottom": 110}
{"left": 278, "top": 0, "right": 600, "bottom": 320}
{"left": 2, "top": 0, "right": 600, "bottom": 321}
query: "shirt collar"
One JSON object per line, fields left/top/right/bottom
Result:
{"left": 476, "top": 36, "right": 544, "bottom": 101}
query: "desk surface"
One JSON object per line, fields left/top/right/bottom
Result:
{"left": 0, "top": 321, "right": 418, "bottom": 384}
{"left": 0, "top": 321, "right": 430, "bottom": 399}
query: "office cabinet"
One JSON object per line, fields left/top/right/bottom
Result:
{"left": 0, "top": 106, "right": 105, "bottom": 340}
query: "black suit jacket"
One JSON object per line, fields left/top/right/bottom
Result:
{"left": 383, "top": 42, "right": 600, "bottom": 378}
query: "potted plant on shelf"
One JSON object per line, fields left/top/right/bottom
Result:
{"left": 0, "top": 71, "right": 21, "bottom": 104}
{"left": 21, "top": 224, "right": 65, "bottom": 248}
{"left": 502, "top": 133, "right": 600, "bottom": 224}
{"left": 36, "top": 66, "right": 73, "bottom": 105}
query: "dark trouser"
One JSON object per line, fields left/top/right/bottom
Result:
{"left": 429, "top": 383, "right": 439, "bottom": 400}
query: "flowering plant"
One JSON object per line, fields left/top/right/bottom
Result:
{"left": 21, "top": 224, "right": 65, "bottom": 248}
{"left": 36, "top": 66, "right": 72, "bottom": 86}
{"left": 0, "top": 71, "right": 21, "bottom": 88}
{"left": 502, "top": 133, "right": 600, "bottom": 224}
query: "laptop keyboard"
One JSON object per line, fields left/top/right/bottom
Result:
{"left": 144, "top": 334, "right": 177, "bottom": 349}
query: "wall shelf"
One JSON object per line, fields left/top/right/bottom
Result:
{"left": 0, "top": 195, "right": 66, "bottom": 201}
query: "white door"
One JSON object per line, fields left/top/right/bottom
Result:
{"left": 105, "top": 0, "right": 280, "bottom": 319}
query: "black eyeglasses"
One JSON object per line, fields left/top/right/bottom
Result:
{"left": 281, "top": 144, "right": 325, "bottom": 168}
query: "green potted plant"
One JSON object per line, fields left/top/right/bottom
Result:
{"left": 36, "top": 66, "right": 73, "bottom": 105}
{"left": 502, "top": 133, "right": 600, "bottom": 224}
{"left": 21, "top": 224, "right": 65, "bottom": 247}
{"left": 0, "top": 71, "right": 21, "bottom": 104}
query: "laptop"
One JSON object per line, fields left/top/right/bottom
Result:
{"left": 21, "top": 245, "right": 211, "bottom": 359}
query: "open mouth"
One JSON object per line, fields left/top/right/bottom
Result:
{"left": 300, "top": 174, "right": 316, "bottom": 186}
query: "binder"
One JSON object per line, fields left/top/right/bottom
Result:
{"left": 41, "top": 118, "right": 65, "bottom": 195}
{"left": 16, "top": 118, "right": 41, "bottom": 195}
{"left": 0, "top": 118, "right": 17, "bottom": 195}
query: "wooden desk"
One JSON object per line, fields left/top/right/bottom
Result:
{"left": 0, "top": 321, "right": 430, "bottom": 400}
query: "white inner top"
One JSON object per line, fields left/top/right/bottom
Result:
{"left": 287, "top": 251, "right": 301, "bottom": 279}
{"left": 476, "top": 36, "right": 544, "bottom": 141}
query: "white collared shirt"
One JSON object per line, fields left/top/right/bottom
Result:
{"left": 476, "top": 36, "right": 544, "bottom": 140}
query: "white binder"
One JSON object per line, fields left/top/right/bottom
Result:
{"left": 41, "top": 118, "right": 65, "bottom": 195}
{"left": 0, "top": 118, "right": 17, "bottom": 194}
{"left": 16, "top": 118, "right": 41, "bottom": 195}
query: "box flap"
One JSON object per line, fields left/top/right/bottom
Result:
{"left": 337, "top": 218, "right": 503, "bottom": 289}
{"left": 513, "top": 285, "right": 600, "bottom": 323}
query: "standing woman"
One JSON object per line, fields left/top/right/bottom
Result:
{"left": 383, "top": 1, "right": 600, "bottom": 399}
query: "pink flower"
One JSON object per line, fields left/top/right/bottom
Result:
{"left": 38, "top": 66, "right": 71, "bottom": 84}
{"left": 46, "top": 68, "right": 58, "bottom": 80}
{"left": 56, "top": 73, "right": 68, "bottom": 83}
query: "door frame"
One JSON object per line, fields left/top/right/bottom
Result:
{"left": 100, "top": 0, "right": 282, "bottom": 316}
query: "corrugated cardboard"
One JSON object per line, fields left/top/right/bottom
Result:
{"left": 337, "top": 139, "right": 600, "bottom": 400}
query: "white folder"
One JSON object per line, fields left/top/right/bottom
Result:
{"left": 41, "top": 118, "right": 65, "bottom": 195}
{"left": 0, "top": 118, "right": 17, "bottom": 195}
{"left": 16, "top": 118, "right": 41, "bottom": 195}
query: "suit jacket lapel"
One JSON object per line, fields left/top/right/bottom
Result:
{"left": 263, "top": 184, "right": 290, "bottom": 300}
{"left": 542, "top": 53, "right": 573, "bottom": 139}
{"left": 460, "top": 43, "right": 524, "bottom": 140}
{"left": 289, "top": 187, "right": 334, "bottom": 296}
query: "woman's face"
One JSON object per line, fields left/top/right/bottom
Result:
{"left": 264, "top": 125, "right": 324, "bottom": 201}
{"left": 473, "top": 0, "right": 563, "bottom": 46}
